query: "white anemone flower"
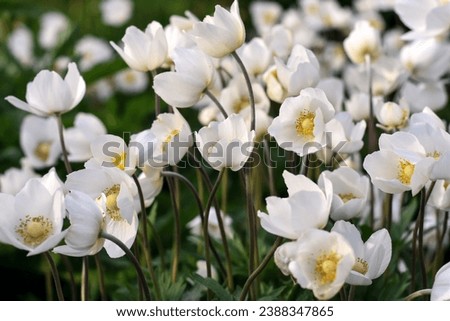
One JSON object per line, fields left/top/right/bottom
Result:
{"left": 375, "top": 100, "right": 409, "bottom": 131}
{"left": 137, "top": 165, "right": 163, "bottom": 208}
{"left": 53, "top": 191, "right": 105, "bottom": 257}
{"left": 268, "top": 87, "right": 335, "bottom": 157}
{"left": 263, "top": 24, "right": 293, "bottom": 61}
{"left": 409, "top": 107, "right": 446, "bottom": 130}
{"left": 110, "top": 22, "right": 168, "bottom": 72}
{"left": 343, "top": 20, "right": 381, "bottom": 64}
{"left": 258, "top": 171, "right": 332, "bottom": 239}
{"left": 75, "top": 36, "right": 114, "bottom": 72}
{"left": 0, "top": 171, "right": 66, "bottom": 256}
{"left": 319, "top": 167, "right": 370, "bottom": 221}
{"left": 153, "top": 47, "right": 215, "bottom": 108}
{"left": 236, "top": 38, "right": 272, "bottom": 78}
{"left": 331, "top": 221, "right": 392, "bottom": 286}
{"left": 190, "top": 0, "right": 245, "bottom": 58}
{"left": 5, "top": 62, "right": 85, "bottom": 117}
{"left": 431, "top": 261, "right": 450, "bottom": 301}
{"left": 0, "top": 159, "right": 39, "bottom": 195}
{"left": 195, "top": 260, "right": 218, "bottom": 280}
{"left": 65, "top": 167, "right": 138, "bottom": 258}
{"left": 39, "top": 12, "right": 69, "bottom": 50}
{"left": 7, "top": 25, "right": 34, "bottom": 67}
{"left": 114, "top": 69, "right": 148, "bottom": 94}
{"left": 20, "top": 115, "right": 61, "bottom": 169}
{"left": 187, "top": 208, "right": 234, "bottom": 240}
{"left": 249, "top": 1, "right": 283, "bottom": 36}
{"left": 274, "top": 44, "right": 320, "bottom": 98}
{"left": 275, "top": 229, "right": 356, "bottom": 300}
{"left": 195, "top": 113, "right": 255, "bottom": 172}
{"left": 65, "top": 113, "right": 107, "bottom": 162}
{"left": 345, "top": 92, "right": 371, "bottom": 122}
{"left": 429, "top": 180, "right": 450, "bottom": 211}
{"left": 100, "top": 0, "right": 133, "bottom": 27}
{"left": 400, "top": 81, "right": 448, "bottom": 113}
{"left": 324, "top": 112, "right": 366, "bottom": 156}
{"left": 364, "top": 132, "right": 435, "bottom": 195}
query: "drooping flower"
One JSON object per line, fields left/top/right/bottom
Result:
{"left": 343, "top": 20, "right": 381, "bottom": 64}
{"left": 195, "top": 113, "right": 255, "bottom": 171}
{"left": 0, "top": 170, "right": 66, "bottom": 256}
{"left": 331, "top": 221, "right": 392, "bottom": 286}
{"left": 110, "top": 22, "right": 168, "bottom": 72}
{"left": 268, "top": 87, "right": 335, "bottom": 157}
{"left": 275, "top": 229, "right": 355, "bottom": 300}
{"left": 190, "top": 0, "right": 246, "bottom": 58}
{"left": 5, "top": 62, "right": 86, "bottom": 117}
{"left": 258, "top": 171, "right": 332, "bottom": 239}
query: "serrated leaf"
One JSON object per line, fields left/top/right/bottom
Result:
{"left": 190, "top": 273, "right": 235, "bottom": 301}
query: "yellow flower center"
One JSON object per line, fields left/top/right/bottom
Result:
{"left": 427, "top": 151, "right": 441, "bottom": 160}
{"left": 163, "top": 129, "right": 180, "bottom": 152}
{"left": 262, "top": 11, "right": 277, "bottom": 25}
{"left": 233, "top": 97, "right": 249, "bottom": 113}
{"left": 315, "top": 252, "right": 341, "bottom": 285}
{"left": 353, "top": 258, "right": 369, "bottom": 275}
{"left": 34, "top": 141, "right": 52, "bottom": 162}
{"left": 113, "top": 152, "right": 127, "bottom": 171}
{"left": 103, "top": 185, "right": 123, "bottom": 221}
{"left": 124, "top": 71, "right": 136, "bottom": 84}
{"left": 443, "top": 181, "right": 450, "bottom": 190}
{"left": 16, "top": 215, "right": 53, "bottom": 247}
{"left": 398, "top": 159, "right": 415, "bottom": 185}
{"left": 339, "top": 193, "right": 357, "bottom": 203}
{"left": 295, "top": 111, "right": 315, "bottom": 140}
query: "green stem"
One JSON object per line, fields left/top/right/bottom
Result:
{"left": 404, "top": 289, "right": 431, "bottom": 301}
{"left": 240, "top": 237, "right": 282, "bottom": 301}
{"left": 263, "top": 136, "right": 276, "bottom": 196}
{"left": 81, "top": 257, "right": 89, "bottom": 301}
{"left": 101, "top": 231, "right": 152, "bottom": 300}
{"left": 60, "top": 255, "right": 77, "bottom": 300}
{"left": 132, "top": 173, "right": 162, "bottom": 300}
{"left": 231, "top": 51, "right": 255, "bottom": 132}
{"left": 44, "top": 252, "right": 65, "bottom": 301}
{"left": 348, "top": 285, "right": 356, "bottom": 301}
{"left": 204, "top": 89, "right": 228, "bottom": 119}
{"left": 166, "top": 175, "right": 181, "bottom": 282}
{"left": 151, "top": 69, "right": 161, "bottom": 116}
{"left": 94, "top": 255, "right": 107, "bottom": 300}
{"left": 56, "top": 113, "right": 72, "bottom": 174}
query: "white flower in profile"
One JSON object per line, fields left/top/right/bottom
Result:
{"left": 236, "top": 38, "right": 272, "bottom": 78}
{"left": 75, "top": 36, "right": 114, "bottom": 71}
{"left": 145, "top": 109, "right": 192, "bottom": 167}
{"left": 249, "top": 1, "right": 282, "bottom": 36}
{"left": 363, "top": 132, "right": 434, "bottom": 195}
{"left": 39, "top": 12, "right": 69, "bottom": 50}
{"left": 65, "top": 113, "right": 107, "bottom": 162}
{"left": 262, "top": 65, "right": 286, "bottom": 103}
{"left": 5, "top": 62, "right": 85, "bottom": 117}
{"left": 431, "top": 261, "right": 450, "bottom": 301}
{"left": 53, "top": 191, "right": 105, "bottom": 257}
{"left": 316, "top": 78, "right": 344, "bottom": 112}
{"left": 88, "top": 134, "right": 138, "bottom": 175}
{"left": 258, "top": 171, "right": 332, "bottom": 239}
{"left": 275, "top": 44, "right": 320, "bottom": 98}
{"left": 136, "top": 165, "right": 163, "bottom": 208}
{"left": 239, "top": 107, "right": 273, "bottom": 141}
{"left": 196, "top": 114, "right": 255, "bottom": 172}
{"left": 345, "top": 92, "right": 371, "bottom": 121}
{"left": 114, "top": 69, "right": 148, "bottom": 94}
{"left": 400, "top": 81, "right": 448, "bottom": 113}
{"left": 153, "top": 47, "right": 215, "bottom": 108}
{"left": 276, "top": 229, "right": 355, "bottom": 300}
{"left": 343, "top": 20, "right": 381, "bottom": 64}
{"left": 7, "top": 25, "right": 34, "bottom": 67}
{"left": 429, "top": 180, "right": 450, "bottom": 211}
{"left": 187, "top": 208, "right": 233, "bottom": 240}
{"left": 65, "top": 167, "right": 138, "bottom": 258}
{"left": 331, "top": 221, "right": 392, "bottom": 286}
{"left": 400, "top": 39, "right": 450, "bottom": 82}
{"left": 20, "top": 115, "right": 61, "bottom": 169}
{"left": 263, "top": 24, "right": 293, "bottom": 61}
{"left": 375, "top": 99, "right": 409, "bottom": 131}
{"left": 0, "top": 159, "right": 39, "bottom": 195}
{"left": 110, "top": 22, "right": 168, "bottom": 72}
{"left": 320, "top": 167, "right": 370, "bottom": 221}
{"left": 190, "top": 0, "right": 245, "bottom": 58}
{"left": 100, "top": 0, "right": 133, "bottom": 27}
{"left": 0, "top": 171, "right": 66, "bottom": 256}
{"left": 268, "top": 87, "right": 335, "bottom": 157}
{"left": 324, "top": 112, "right": 366, "bottom": 156}
{"left": 409, "top": 107, "right": 446, "bottom": 130}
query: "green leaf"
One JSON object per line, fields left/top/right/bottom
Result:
{"left": 190, "top": 273, "right": 235, "bottom": 301}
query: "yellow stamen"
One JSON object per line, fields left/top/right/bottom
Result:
{"left": 315, "top": 252, "right": 341, "bottom": 285}
{"left": 103, "top": 185, "right": 123, "bottom": 221}
{"left": 295, "top": 111, "right": 315, "bottom": 140}
{"left": 112, "top": 152, "right": 127, "bottom": 171}
{"left": 353, "top": 258, "right": 369, "bottom": 275}
{"left": 163, "top": 129, "right": 180, "bottom": 152}
{"left": 16, "top": 215, "right": 53, "bottom": 247}
{"left": 427, "top": 151, "right": 441, "bottom": 160}
{"left": 443, "top": 181, "right": 450, "bottom": 190}
{"left": 398, "top": 159, "right": 415, "bottom": 185}
{"left": 233, "top": 97, "right": 249, "bottom": 113}
{"left": 339, "top": 193, "right": 357, "bottom": 203}
{"left": 34, "top": 141, "right": 52, "bottom": 162}
{"left": 124, "top": 71, "right": 136, "bottom": 84}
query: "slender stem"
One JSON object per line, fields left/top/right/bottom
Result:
{"left": 263, "top": 136, "right": 276, "bottom": 196}
{"left": 204, "top": 89, "right": 228, "bottom": 119}
{"left": 221, "top": 168, "right": 228, "bottom": 213}
{"left": 203, "top": 169, "right": 225, "bottom": 299}
{"left": 44, "top": 252, "right": 65, "bottom": 301}
{"left": 151, "top": 70, "right": 161, "bottom": 116}
{"left": 365, "top": 55, "right": 377, "bottom": 154}
{"left": 60, "top": 255, "right": 77, "bottom": 300}
{"left": 132, "top": 174, "right": 162, "bottom": 300}
{"left": 348, "top": 285, "right": 356, "bottom": 301}
{"left": 240, "top": 237, "right": 283, "bottom": 301}
{"left": 81, "top": 257, "right": 89, "bottom": 301}
{"left": 94, "top": 255, "right": 107, "bottom": 300}
{"left": 404, "top": 289, "right": 431, "bottom": 301}
{"left": 383, "top": 193, "right": 393, "bottom": 231}
{"left": 55, "top": 113, "right": 72, "bottom": 174}
{"left": 435, "top": 211, "right": 449, "bottom": 273}
{"left": 231, "top": 51, "right": 255, "bottom": 132}
{"left": 101, "top": 231, "right": 152, "bottom": 300}
{"left": 418, "top": 188, "right": 428, "bottom": 289}
{"left": 165, "top": 175, "right": 181, "bottom": 282}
